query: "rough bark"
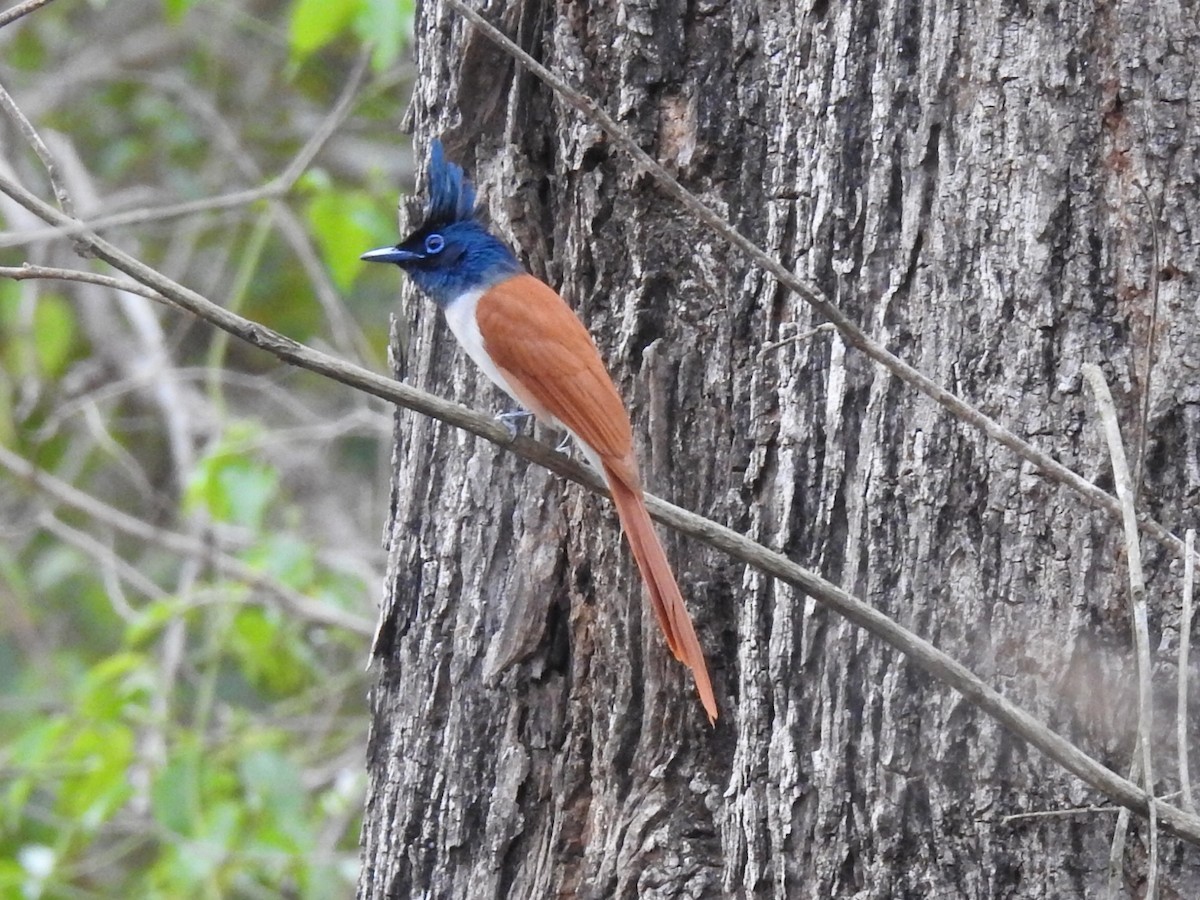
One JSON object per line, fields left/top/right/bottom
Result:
{"left": 359, "top": 1, "right": 1200, "bottom": 897}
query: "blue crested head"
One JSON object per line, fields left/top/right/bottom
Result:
{"left": 425, "top": 139, "right": 477, "bottom": 226}
{"left": 361, "top": 139, "right": 522, "bottom": 307}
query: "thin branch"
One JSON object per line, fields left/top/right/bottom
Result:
{"left": 0, "top": 52, "right": 366, "bottom": 250}
{"left": 0, "top": 79, "right": 74, "bottom": 214}
{"left": 1182, "top": 528, "right": 1197, "bottom": 815}
{"left": 1132, "top": 181, "right": 1162, "bottom": 505}
{"left": 0, "top": 445, "right": 374, "bottom": 637}
{"left": 147, "top": 55, "right": 374, "bottom": 361}
{"left": 0, "top": 185, "right": 276, "bottom": 248}
{"left": 758, "top": 323, "right": 836, "bottom": 358}
{"left": 1108, "top": 755, "right": 1138, "bottom": 900}
{"left": 0, "top": 264, "right": 166, "bottom": 299}
{"left": 40, "top": 513, "right": 167, "bottom": 606}
{"left": 1084, "top": 363, "right": 1158, "bottom": 897}
{"left": 440, "top": 0, "right": 1191, "bottom": 567}
{"left": 0, "top": 208, "right": 1198, "bottom": 845}
{"left": 999, "top": 805, "right": 1123, "bottom": 825}
{"left": 0, "top": 0, "right": 57, "bottom": 30}
{"left": 274, "top": 48, "right": 370, "bottom": 190}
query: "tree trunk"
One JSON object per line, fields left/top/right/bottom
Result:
{"left": 359, "top": 1, "right": 1200, "bottom": 897}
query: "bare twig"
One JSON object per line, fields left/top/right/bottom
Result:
{"left": 1132, "top": 182, "right": 1162, "bottom": 505}
{"left": 1182, "top": 529, "right": 1197, "bottom": 815}
{"left": 1084, "top": 363, "right": 1158, "bottom": 897}
{"left": 999, "top": 792, "right": 1184, "bottom": 830}
{"left": 1108, "top": 754, "right": 1138, "bottom": 900}
{"left": 0, "top": 79, "right": 73, "bottom": 214}
{"left": 0, "top": 263, "right": 162, "bottom": 298}
{"left": 40, "top": 513, "right": 167, "bottom": 606}
{"left": 0, "top": 186, "right": 276, "bottom": 248}
{"left": 999, "top": 804, "right": 1123, "bottom": 825}
{"left": 1, "top": 209, "right": 1199, "bottom": 844}
{"left": 758, "top": 323, "right": 836, "bottom": 358}
{"left": 0, "top": 50, "right": 366, "bottom": 251}
{"left": 148, "top": 54, "right": 374, "bottom": 361}
{"left": 0, "top": 0, "right": 58, "bottom": 30}
{"left": 440, "top": 0, "right": 1195, "bottom": 568}
{"left": 0, "top": 445, "right": 374, "bottom": 637}
{"left": 275, "top": 49, "right": 370, "bottom": 190}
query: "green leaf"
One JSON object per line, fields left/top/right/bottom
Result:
{"left": 5, "top": 24, "right": 46, "bottom": 71}
{"left": 161, "top": 0, "right": 198, "bottom": 22}
{"left": 306, "top": 188, "right": 393, "bottom": 291}
{"left": 195, "top": 800, "right": 243, "bottom": 871}
{"left": 231, "top": 608, "right": 276, "bottom": 660}
{"left": 228, "top": 608, "right": 309, "bottom": 696}
{"left": 354, "top": 0, "right": 415, "bottom": 71}
{"left": 159, "top": 835, "right": 225, "bottom": 892}
{"left": 58, "top": 724, "right": 135, "bottom": 830}
{"left": 75, "top": 652, "right": 153, "bottom": 726}
{"left": 184, "top": 425, "right": 280, "bottom": 528}
{"left": 127, "top": 598, "right": 187, "bottom": 648}
{"left": 0, "top": 282, "right": 35, "bottom": 379}
{"left": 217, "top": 461, "right": 279, "bottom": 528}
{"left": 288, "top": 0, "right": 360, "bottom": 61}
{"left": 2, "top": 719, "right": 69, "bottom": 831}
{"left": 245, "top": 532, "right": 315, "bottom": 589}
{"left": 33, "top": 293, "right": 77, "bottom": 377}
{"left": 238, "top": 749, "right": 304, "bottom": 824}
{"left": 153, "top": 748, "right": 202, "bottom": 836}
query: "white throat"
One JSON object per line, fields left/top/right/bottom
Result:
{"left": 442, "top": 289, "right": 518, "bottom": 402}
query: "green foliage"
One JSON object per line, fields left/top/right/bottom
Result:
{"left": 185, "top": 423, "right": 281, "bottom": 529}
{"left": 289, "top": 0, "right": 415, "bottom": 71}
{"left": 0, "top": 437, "right": 370, "bottom": 895}
{"left": 304, "top": 171, "right": 399, "bottom": 292}
{"left": 30, "top": 294, "right": 77, "bottom": 378}
{"left": 161, "top": 0, "right": 199, "bottom": 23}
{"left": 355, "top": 0, "right": 416, "bottom": 73}
{"left": 2, "top": 0, "right": 412, "bottom": 895}
{"left": 289, "top": 0, "right": 360, "bottom": 61}
{"left": 0, "top": 284, "right": 81, "bottom": 381}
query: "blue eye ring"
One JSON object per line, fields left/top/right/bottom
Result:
{"left": 424, "top": 233, "right": 445, "bottom": 255}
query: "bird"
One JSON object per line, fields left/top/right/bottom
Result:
{"left": 362, "top": 139, "right": 717, "bottom": 724}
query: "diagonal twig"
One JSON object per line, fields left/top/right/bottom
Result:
{"left": 0, "top": 50, "right": 367, "bottom": 251}
{"left": 0, "top": 0, "right": 58, "bottom": 30}
{"left": 1132, "top": 181, "right": 1162, "bottom": 506}
{"left": 1182, "top": 529, "right": 1197, "bottom": 815}
{"left": 0, "top": 78, "right": 74, "bottom": 215}
{"left": 275, "top": 49, "right": 370, "bottom": 191}
{"left": 0, "top": 185, "right": 280, "bottom": 248}
{"left": 0, "top": 264, "right": 165, "bottom": 298}
{"left": 40, "top": 512, "right": 168, "bottom": 607}
{"left": 1084, "top": 363, "right": 1158, "bottom": 898}
{"left": 0, "top": 444, "right": 375, "bottom": 637}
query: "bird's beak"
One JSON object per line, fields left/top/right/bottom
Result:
{"left": 361, "top": 246, "right": 423, "bottom": 264}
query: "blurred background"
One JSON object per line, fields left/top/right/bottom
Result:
{"left": 0, "top": 1, "right": 416, "bottom": 895}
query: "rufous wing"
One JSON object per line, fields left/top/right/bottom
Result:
{"left": 475, "top": 274, "right": 634, "bottom": 466}
{"left": 475, "top": 273, "right": 717, "bottom": 722}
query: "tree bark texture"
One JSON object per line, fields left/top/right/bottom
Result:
{"left": 359, "top": 1, "right": 1200, "bottom": 897}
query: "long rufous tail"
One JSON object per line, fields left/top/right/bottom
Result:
{"left": 603, "top": 464, "right": 718, "bottom": 724}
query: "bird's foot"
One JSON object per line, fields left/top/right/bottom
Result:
{"left": 495, "top": 408, "right": 533, "bottom": 439}
{"left": 555, "top": 435, "right": 572, "bottom": 455}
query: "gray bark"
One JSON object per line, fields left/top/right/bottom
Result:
{"left": 359, "top": 1, "right": 1200, "bottom": 897}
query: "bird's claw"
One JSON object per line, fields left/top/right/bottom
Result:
{"left": 495, "top": 409, "right": 533, "bottom": 439}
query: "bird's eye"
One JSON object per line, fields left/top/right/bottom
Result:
{"left": 424, "top": 234, "right": 445, "bottom": 255}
